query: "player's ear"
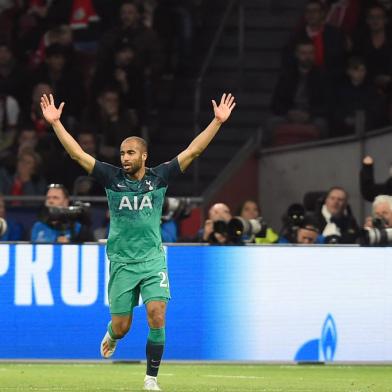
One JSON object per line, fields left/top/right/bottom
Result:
{"left": 142, "top": 151, "right": 147, "bottom": 162}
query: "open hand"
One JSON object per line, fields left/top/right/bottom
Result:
{"left": 212, "top": 93, "right": 236, "bottom": 124}
{"left": 40, "top": 94, "right": 65, "bottom": 125}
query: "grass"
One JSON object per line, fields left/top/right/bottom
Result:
{"left": 1, "top": 363, "right": 392, "bottom": 391}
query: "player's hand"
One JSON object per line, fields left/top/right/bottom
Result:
{"left": 40, "top": 94, "right": 65, "bottom": 125}
{"left": 212, "top": 93, "right": 236, "bottom": 124}
{"left": 363, "top": 156, "right": 374, "bottom": 165}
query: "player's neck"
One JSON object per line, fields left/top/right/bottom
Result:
{"left": 126, "top": 167, "right": 146, "bottom": 181}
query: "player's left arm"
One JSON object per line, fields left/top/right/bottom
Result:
{"left": 177, "top": 93, "right": 236, "bottom": 172}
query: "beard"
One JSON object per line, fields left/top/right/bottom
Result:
{"left": 123, "top": 157, "right": 143, "bottom": 175}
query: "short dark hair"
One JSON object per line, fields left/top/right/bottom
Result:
{"left": 295, "top": 37, "right": 315, "bottom": 50}
{"left": 347, "top": 56, "right": 366, "bottom": 70}
{"left": 326, "top": 186, "right": 348, "bottom": 199}
{"left": 305, "top": 0, "right": 326, "bottom": 12}
{"left": 121, "top": 136, "right": 148, "bottom": 153}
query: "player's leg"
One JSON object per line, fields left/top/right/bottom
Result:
{"left": 101, "top": 314, "right": 132, "bottom": 358}
{"left": 101, "top": 262, "right": 140, "bottom": 359}
{"left": 145, "top": 301, "right": 167, "bottom": 380}
{"left": 140, "top": 256, "right": 171, "bottom": 391}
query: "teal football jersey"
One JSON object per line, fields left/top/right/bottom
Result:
{"left": 91, "top": 158, "right": 182, "bottom": 263}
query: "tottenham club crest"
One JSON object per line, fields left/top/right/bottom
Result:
{"left": 145, "top": 180, "right": 154, "bottom": 191}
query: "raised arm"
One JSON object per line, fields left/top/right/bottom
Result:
{"left": 177, "top": 93, "right": 236, "bottom": 172}
{"left": 40, "top": 94, "right": 95, "bottom": 174}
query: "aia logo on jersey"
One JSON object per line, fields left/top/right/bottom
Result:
{"left": 118, "top": 195, "right": 153, "bottom": 210}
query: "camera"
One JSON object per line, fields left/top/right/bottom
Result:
{"left": 360, "top": 217, "right": 392, "bottom": 246}
{"left": 162, "top": 197, "right": 192, "bottom": 222}
{"left": 227, "top": 217, "right": 267, "bottom": 243}
{"left": 46, "top": 201, "right": 91, "bottom": 229}
{"left": 280, "top": 203, "right": 306, "bottom": 243}
{"left": 210, "top": 217, "right": 268, "bottom": 244}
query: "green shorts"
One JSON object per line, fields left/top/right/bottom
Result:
{"left": 108, "top": 256, "right": 171, "bottom": 315}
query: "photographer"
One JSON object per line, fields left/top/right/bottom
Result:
{"left": 31, "top": 183, "right": 93, "bottom": 243}
{"left": 197, "top": 203, "right": 232, "bottom": 244}
{"left": 361, "top": 195, "right": 392, "bottom": 246}
{"left": 279, "top": 212, "right": 321, "bottom": 244}
{"left": 237, "top": 200, "right": 278, "bottom": 244}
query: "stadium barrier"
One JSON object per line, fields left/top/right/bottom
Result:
{"left": 1, "top": 243, "right": 391, "bottom": 362}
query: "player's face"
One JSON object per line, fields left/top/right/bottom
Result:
{"left": 120, "top": 140, "right": 147, "bottom": 175}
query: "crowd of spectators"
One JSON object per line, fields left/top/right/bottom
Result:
{"left": 0, "top": 0, "right": 201, "bottom": 200}
{"left": 267, "top": 0, "right": 392, "bottom": 146}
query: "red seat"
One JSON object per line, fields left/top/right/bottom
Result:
{"left": 273, "top": 123, "right": 321, "bottom": 146}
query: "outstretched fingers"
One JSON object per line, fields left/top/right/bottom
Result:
{"left": 220, "top": 93, "right": 226, "bottom": 105}
{"left": 49, "top": 94, "right": 54, "bottom": 105}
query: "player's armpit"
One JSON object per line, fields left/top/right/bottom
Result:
{"left": 177, "top": 148, "right": 199, "bottom": 172}
{"left": 75, "top": 152, "right": 96, "bottom": 174}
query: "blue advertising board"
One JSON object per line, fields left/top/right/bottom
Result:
{"left": 1, "top": 244, "right": 392, "bottom": 361}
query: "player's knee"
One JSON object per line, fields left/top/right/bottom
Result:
{"left": 112, "top": 320, "right": 131, "bottom": 338}
{"left": 147, "top": 307, "right": 165, "bottom": 328}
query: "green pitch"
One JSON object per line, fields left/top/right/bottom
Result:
{"left": 1, "top": 363, "right": 392, "bottom": 391}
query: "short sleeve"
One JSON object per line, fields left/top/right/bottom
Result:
{"left": 152, "top": 157, "right": 182, "bottom": 184}
{"left": 91, "top": 160, "right": 121, "bottom": 188}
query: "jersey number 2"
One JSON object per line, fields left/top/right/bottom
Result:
{"left": 159, "top": 272, "right": 169, "bottom": 288}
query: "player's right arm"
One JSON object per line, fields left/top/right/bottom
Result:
{"left": 40, "top": 94, "right": 95, "bottom": 174}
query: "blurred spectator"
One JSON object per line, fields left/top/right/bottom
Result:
{"left": 94, "top": 208, "right": 110, "bottom": 241}
{"left": 324, "top": 0, "right": 360, "bottom": 35}
{"left": 0, "top": 42, "right": 28, "bottom": 106}
{"left": 267, "top": 39, "right": 329, "bottom": 146}
{"left": 352, "top": 4, "right": 392, "bottom": 95}
{"left": 32, "top": 43, "right": 85, "bottom": 118}
{"left": 98, "top": 1, "right": 164, "bottom": 78}
{"left": 237, "top": 199, "right": 278, "bottom": 244}
{"left": 197, "top": 203, "right": 232, "bottom": 244}
{"left": 92, "top": 42, "right": 144, "bottom": 114}
{"left": 0, "top": 81, "right": 20, "bottom": 162}
{"left": 332, "top": 56, "right": 387, "bottom": 136}
{"left": 315, "top": 186, "right": 359, "bottom": 243}
{"left": 28, "top": 82, "right": 54, "bottom": 136}
{"left": 0, "top": 193, "right": 23, "bottom": 241}
{"left": 83, "top": 86, "right": 139, "bottom": 163}
{"left": 31, "top": 183, "right": 93, "bottom": 243}
{"left": 0, "top": 148, "right": 46, "bottom": 198}
{"left": 154, "top": 0, "right": 196, "bottom": 74}
{"left": 279, "top": 213, "right": 321, "bottom": 244}
{"left": 62, "top": 129, "right": 103, "bottom": 196}
{"left": 285, "top": 0, "right": 346, "bottom": 80}
{"left": 360, "top": 155, "right": 392, "bottom": 201}
{"left": 364, "top": 194, "right": 392, "bottom": 228}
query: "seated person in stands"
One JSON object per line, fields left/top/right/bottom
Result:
{"left": 332, "top": 56, "right": 387, "bottom": 136}
{"left": 315, "top": 186, "right": 359, "bottom": 244}
{"left": 279, "top": 213, "right": 321, "bottom": 244}
{"left": 237, "top": 199, "right": 278, "bottom": 244}
{"left": 364, "top": 195, "right": 392, "bottom": 229}
{"left": 31, "top": 183, "right": 93, "bottom": 243}
{"left": 267, "top": 38, "right": 329, "bottom": 146}
{"left": 0, "top": 147, "right": 46, "bottom": 199}
{"left": 360, "top": 155, "right": 392, "bottom": 201}
{"left": 0, "top": 193, "right": 23, "bottom": 241}
{"left": 197, "top": 203, "right": 232, "bottom": 244}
